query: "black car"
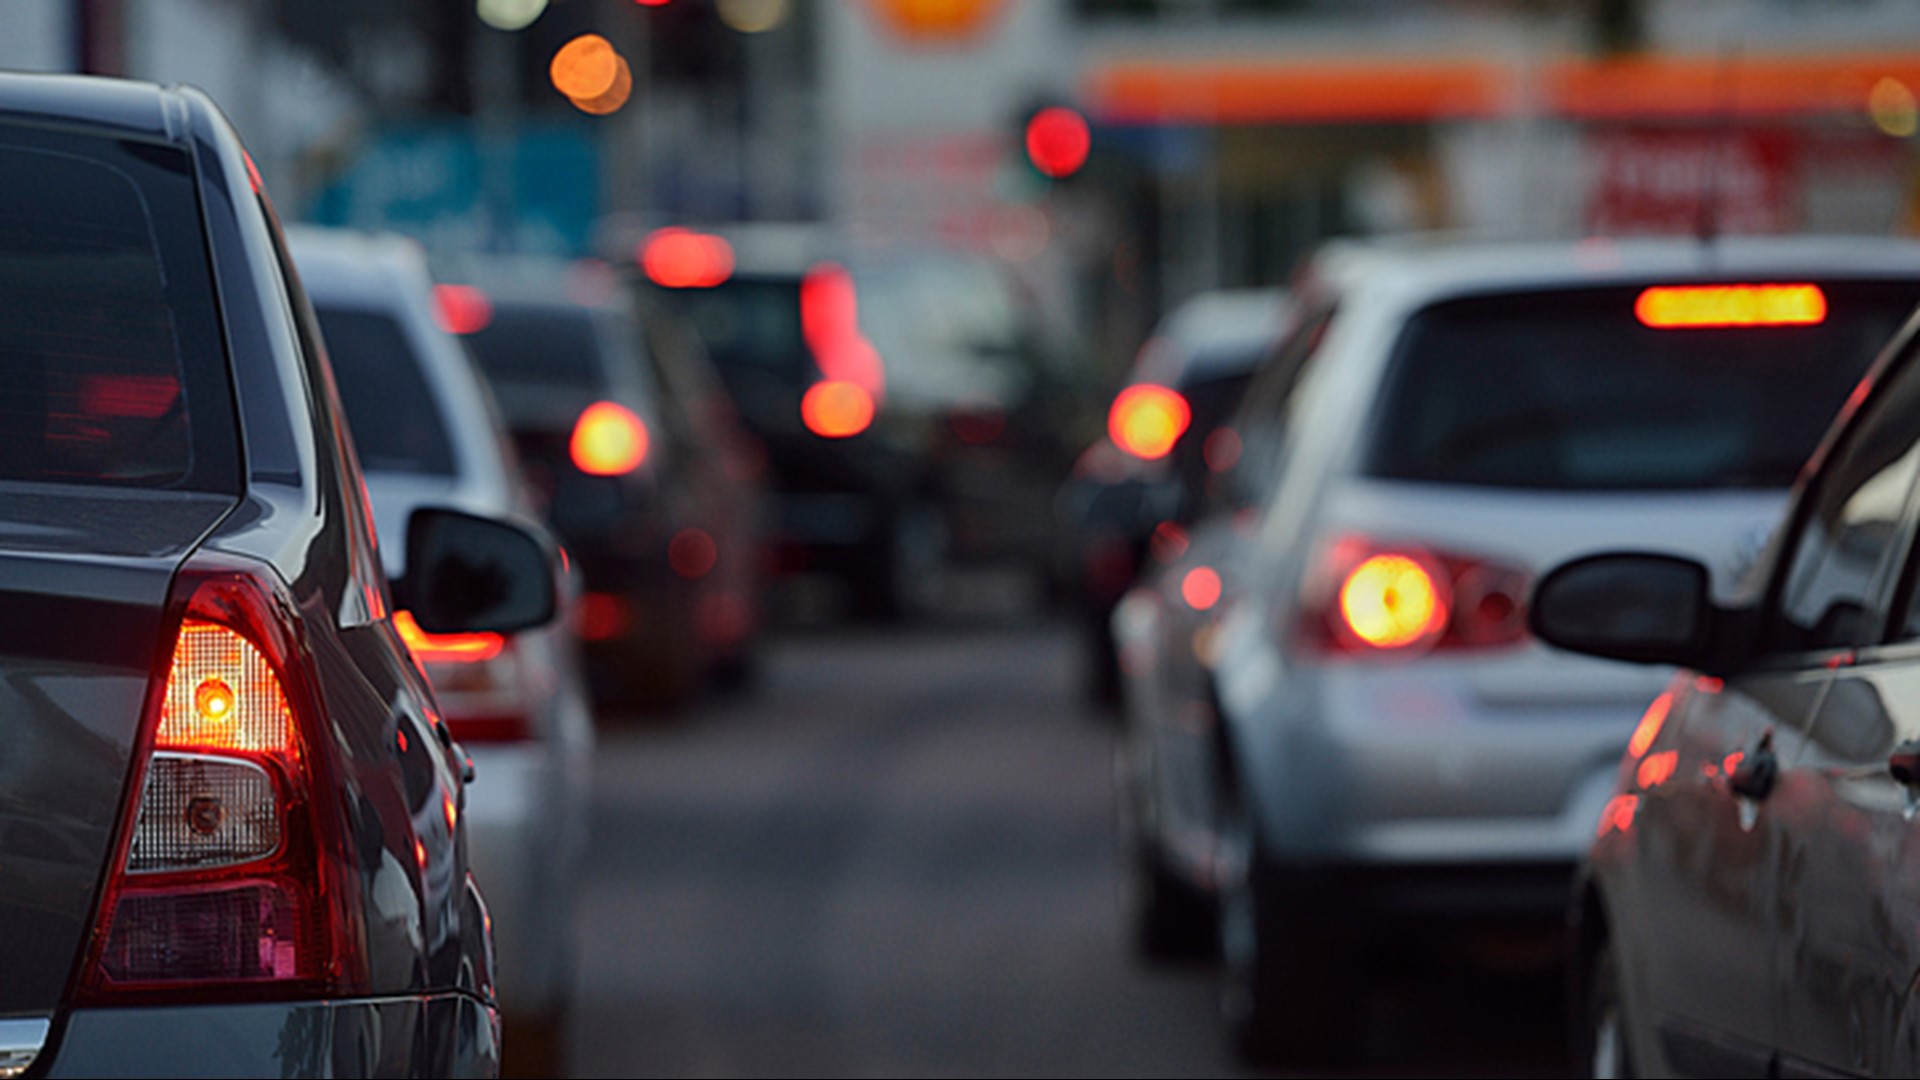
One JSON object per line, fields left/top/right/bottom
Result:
{"left": 448, "top": 259, "right": 766, "bottom": 708}
{"left": 0, "top": 74, "right": 554, "bottom": 1077}
{"left": 1533, "top": 300, "right": 1920, "bottom": 1077}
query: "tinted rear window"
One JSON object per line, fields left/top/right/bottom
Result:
{"left": 1365, "top": 283, "right": 1920, "bottom": 491}
{"left": 463, "top": 303, "right": 609, "bottom": 393}
{"left": 312, "top": 308, "right": 457, "bottom": 476}
{"left": 0, "top": 126, "right": 236, "bottom": 491}
{"left": 655, "top": 278, "right": 808, "bottom": 434}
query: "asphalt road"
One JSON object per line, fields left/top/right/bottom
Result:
{"left": 561, "top": 614, "right": 1574, "bottom": 1079}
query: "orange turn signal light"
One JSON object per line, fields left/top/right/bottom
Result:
{"left": 1635, "top": 284, "right": 1827, "bottom": 329}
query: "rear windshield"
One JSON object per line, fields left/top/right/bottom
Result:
{"left": 312, "top": 307, "right": 458, "bottom": 476}
{"left": 0, "top": 126, "right": 237, "bottom": 491}
{"left": 1365, "top": 282, "right": 1920, "bottom": 491}
{"left": 463, "top": 303, "right": 611, "bottom": 394}
{"left": 655, "top": 277, "right": 807, "bottom": 432}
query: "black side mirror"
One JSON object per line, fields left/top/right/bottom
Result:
{"left": 1530, "top": 552, "right": 1719, "bottom": 670}
{"left": 398, "top": 507, "right": 559, "bottom": 635}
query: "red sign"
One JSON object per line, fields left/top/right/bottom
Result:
{"left": 1586, "top": 130, "right": 1796, "bottom": 235}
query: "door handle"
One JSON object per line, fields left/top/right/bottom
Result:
{"left": 1730, "top": 731, "right": 1779, "bottom": 801}
{"left": 1889, "top": 740, "right": 1920, "bottom": 787}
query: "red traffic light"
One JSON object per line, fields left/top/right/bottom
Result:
{"left": 1024, "top": 106, "right": 1091, "bottom": 179}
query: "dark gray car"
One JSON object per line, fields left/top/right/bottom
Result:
{"left": 0, "top": 73, "right": 551, "bottom": 1077}
{"left": 1536, "top": 298, "right": 1920, "bottom": 1078}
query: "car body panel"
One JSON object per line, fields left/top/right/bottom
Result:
{"left": 0, "top": 75, "right": 498, "bottom": 1076}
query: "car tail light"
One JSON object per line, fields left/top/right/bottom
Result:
{"left": 1108, "top": 385, "right": 1191, "bottom": 461}
{"left": 801, "top": 380, "right": 875, "bottom": 439}
{"left": 1296, "top": 536, "right": 1530, "bottom": 659}
{"left": 79, "top": 556, "right": 366, "bottom": 1001}
{"left": 571, "top": 401, "right": 650, "bottom": 476}
{"left": 432, "top": 284, "right": 494, "bottom": 335}
{"left": 395, "top": 611, "right": 534, "bottom": 745}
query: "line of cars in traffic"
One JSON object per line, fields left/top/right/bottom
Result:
{"left": 1083, "top": 233, "right": 1920, "bottom": 1075}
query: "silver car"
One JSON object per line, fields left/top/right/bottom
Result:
{"left": 1114, "top": 235, "right": 1920, "bottom": 1065}
{"left": 291, "top": 229, "right": 596, "bottom": 1074}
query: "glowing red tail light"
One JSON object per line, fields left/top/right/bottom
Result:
{"left": 1296, "top": 536, "right": 1530, "bottom": 659}
{"left": 801, "top": 263, "right": 885, "bottom": 397}
{"left": 570, "top": 401, "right": 650, "bottom": 476}
{"left": 80, "top": 557, "right": 366, "bottom": 1001}
{"left": 394, "top": 611, "right": 532, "bottom": 744}
{"left": 640, "top": 228, "right": 735, "bottom": 289}
{"left": 432, "top": 284, "right": 494, "bottom": 335}
{"left": 801, "top": 380, "right": 876, "bottom": 439}
{"left": 1108, "top": 384, "right": 1191, "bottom": 461}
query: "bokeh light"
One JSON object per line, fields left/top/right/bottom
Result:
{"left": 1870, "top": 76, "right": 1918, "bottom": 138}
{"left": 476, "top": 0, "right": 548, "bottom": 32}
{"left": 570, "top": 54, "right": 633, "bottom": 115}
{"left": 551, "top": 34, "right": 619, "bottom": 102}
{"left": 1108, "top": 384, "right": 1190, "bottom": 460}
{"left": 1025, "top": 106, "right": 1092, "bottom": 179}
{"left": 801, "top": 381, "right": 876, "bottom": 439}
{"left": 1182, "top": 567, "right": 1223, "bottom": 611}
{"left": 718, "top": 0, "right": 790, "bottom": 33}
{"left": 641, "top": 228, "right": 736, "bottom": 288}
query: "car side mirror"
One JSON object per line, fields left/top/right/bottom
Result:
{"left": 1530, "top": 553, "right": 1720, "bottom": 670}
{"left": 397, "top": 507, "right": 559, "bottom": 635}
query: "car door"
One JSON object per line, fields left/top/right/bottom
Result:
{"left": 1767, "top": 339, "right": 1920, "bottom": 1079}
{"left": 1631, "top": 350, "right": 1920, "bottom": 1077}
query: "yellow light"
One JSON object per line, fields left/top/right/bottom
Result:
{"left": 1108, "top": 385, "right": 1190, "bottom": 461}
{"left": 718, "top": 0, "right": 791, "bottom": 33}
{"left": 1338, "top": 554, "right": 1448, "bottom": 650}
{"left": 196, "top": 678, "right": 235, "bottom": 723}
{"left": 570, "top": 401, "right": 650, "bottom": 475}
{"left": 1871, "top": 76, "right": 1919, "bottom": 138}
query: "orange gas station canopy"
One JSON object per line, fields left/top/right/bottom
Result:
{"left": 1084, "top": 51, "right": 1920, "bottom": 125}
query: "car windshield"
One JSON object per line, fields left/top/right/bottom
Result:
{"left": 312, "top": 307, "right": 459, "bottom": 476}
{"left": 0, "top": 126, "right": 236, "bottom": 492}
{"left": 1365, "top": 282, "right": 1920, "bottom": 491}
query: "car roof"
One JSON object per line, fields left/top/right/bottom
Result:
{"left": 0, "top": 72, "right": 188, "bottom": 144}
{"left": 1297, "top": 233, "right": 1920, "bottom": 312}
{"left": 1133, "top": 288, "right": 1294, "bottom": 386}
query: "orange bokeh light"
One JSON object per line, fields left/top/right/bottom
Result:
{"left": 1637, "top": 750, "right": 1679, "bottom": 790}
{"left": 551, "top": 35, "right": 619, "bottom": 101}
{"left": 1108, "top": 384, "right": 1191, "bottom": 461}
{"left": 570, "top": 401, "right": 650, "bottom": 475}
{"left": 569, "top": 54, "right": 633, "bottom": 115}
{"left": 801, "top": 380, "right": 876, "bottom": 439}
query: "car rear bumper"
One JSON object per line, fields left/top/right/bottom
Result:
{"left": 41, "top": 992, "right": 499, "bottom": 1078}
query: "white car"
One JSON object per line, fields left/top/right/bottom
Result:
{"left": 1114, "top": 234, "right": 1920, "bottom": 1065}
{"left": 290, "top": 228, "right": 595, "bottom": 1073}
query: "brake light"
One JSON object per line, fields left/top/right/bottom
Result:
{"left": 79, "top": 557, "right": 366, "bottom": 1001}
{"left": 570, "top": 401, "right": 650, "bottom": 475}
{"left": 394, "top": 611, "right": 531, "bottom": 744}
{"left": 1628, "top": 692, "right": 1672, "bottom": 758}
{"left": 1635, "top": 284, "right": 1827, "bottom": 329}
{"left": 640, "top": 227, "right": 735, "bottom": 289}
{"left": 801, "top": 263, "right": 885, "bottom": 396}
{"left": 802, "top": 380, "right": 875, "bottom": 439}
{"left": 1338, "top": 553, "right": 1448, "bottom": 650}
{"left": 1297, "top": 536, "right": 1529, "bottom": 659}
{"left": 395, "top": 610, "right": 505, "bottom": 665}
{"left": 432, "top": 284, "right": 494, "bottom": 335}
{"left": 1109, "top": 385, "right": 1190, "bottom": 461}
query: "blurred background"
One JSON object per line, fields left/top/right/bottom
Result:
{"left": 16, "top": 2, "right": 1920, "bottom": 1077}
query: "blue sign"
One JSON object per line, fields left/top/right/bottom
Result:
{"left": 306, "top": 121, "right": 600, "bottom": 256}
